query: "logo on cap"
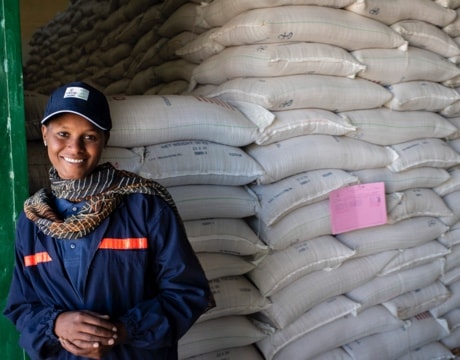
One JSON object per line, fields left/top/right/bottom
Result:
{"left": 64, "top": 87, "right": 90, "bottom": 101}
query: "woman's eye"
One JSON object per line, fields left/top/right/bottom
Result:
{"left": 84, "top": 135, "right": 98, "bottom": 142}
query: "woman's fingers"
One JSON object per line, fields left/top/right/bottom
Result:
{"left": 55, "top": 310, "right": 118, "bottom": 346}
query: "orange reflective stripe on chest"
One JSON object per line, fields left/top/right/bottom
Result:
{"left": 99, "top": 237, "right": 148, "bottom": 250}
{"left": 24, "top": 252, "right": 52, "bottom": 267}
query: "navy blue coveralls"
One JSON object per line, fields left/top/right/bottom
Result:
{"left": 4, "top": 193, "right": 212, "bottom": 359}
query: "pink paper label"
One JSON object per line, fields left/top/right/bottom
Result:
{"left": 329, "top": 182, "right": 387, "bottom": 234}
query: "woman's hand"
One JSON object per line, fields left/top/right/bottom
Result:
{"left": 54, "top": 310, "right": 119, "bottom": 359}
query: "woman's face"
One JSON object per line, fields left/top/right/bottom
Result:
{"left": 41, "top": 113, "right": 109, "bottom": 180}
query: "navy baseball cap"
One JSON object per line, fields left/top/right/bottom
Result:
{"left": 41, "top": 81, "right": 112, "bottom": 131}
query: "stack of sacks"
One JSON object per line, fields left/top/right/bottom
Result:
{"left": 166, "top": 0, "right": 460, "bottom": 358}
{"left": 107, "top": 95, "right": 273, "bottom": 358}
{"left": 21, "top": 0, "right": 460, "bottom": 358}
{"left": 23, "top": 0, "right": 202, "bottom": 95}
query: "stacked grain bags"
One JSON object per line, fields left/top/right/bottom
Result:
{"left": 109, "top": 95, "right": 273, "bottom": 358}
{"left": 20, "top": 0, "right": 460, "bottom": 358}
{"left": 23, "top": 0, "right": 202, "bottom": 95}
{"left": 168, "top": 0, "right": 460, "bottom": 358}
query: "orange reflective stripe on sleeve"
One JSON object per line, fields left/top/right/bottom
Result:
{"left": 99, "top": 237, "right": 148, "bottom": 250}
{"left": 24, "top": 252, "right": 52, "bottom": 267}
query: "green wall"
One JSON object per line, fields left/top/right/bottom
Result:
{"left": 0, "top": 0, "right": 29, "bottom": 358}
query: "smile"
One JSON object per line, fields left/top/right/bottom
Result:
{"left": 63, "top": 157, "right": 84, "bottom": 164}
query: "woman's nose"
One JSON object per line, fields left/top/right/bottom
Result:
{"left": 67, "top": 137, "right": 84, "bottom": 151}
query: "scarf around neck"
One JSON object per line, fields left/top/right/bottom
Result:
{"left": 24, "top": 163, "right": 179, "bottom": 240}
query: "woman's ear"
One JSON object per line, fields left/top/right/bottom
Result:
{"left": 41, "top": 124, "right": 48, "bottom": 146}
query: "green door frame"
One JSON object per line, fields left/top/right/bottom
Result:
{"left": 1, "top": 0, "right": 29, "bottom": 358}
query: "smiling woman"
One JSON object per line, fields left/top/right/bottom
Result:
{"left": 3, "top": 81, "right": 214, "bottom": 360}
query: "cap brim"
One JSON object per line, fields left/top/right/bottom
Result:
{"left": 41, "top": 110, "right": 109, "bottom": 131}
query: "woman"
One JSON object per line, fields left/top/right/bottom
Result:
{"left": 4, "top": 82, "right": 214, "bottom": 359}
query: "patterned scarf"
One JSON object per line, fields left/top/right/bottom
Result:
{"left": 24, "top": 163, "right": 180, "bottom": 240}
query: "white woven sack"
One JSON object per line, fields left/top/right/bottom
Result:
{"left": 399, "top": 342, "right": 456, "bottom": 360}
{"left": 385, "top": 81, "right": 460, "bottom": 112}
{"left": 208, "top": 75, "right": 392, "bottom": 112}
{"left": 248, "top": 235, "right": 355, "bottom": 297}
{"left": 182, "top": 345, "right": 264, "bottom": 360}
{"left": 139, "top": 140, "right": 264, "bottom": 187}
{"left": 444, "top": 9, "right": 460, "bottom": 37}
{"left": 167, "top": 185, "right": 258, "bottom": 221}
{"left": 250, "top": 169, "right": 358, "bottom": 226}
{"left": 210, "top": 6, "right": 407, "bottom": 51}
{"left": 222, "top": 100, "right": 275, "bottom": 132}
{"left": 107, "top": 95, "right": 258, "bottom": 147}
{"left": 342, "top": 109, "right": 457, "bottom": 146}
{"left": 346, "top": 259, "right": 445, "bottom": 313}
{"left": 431, "top": 281, "right": 460, "bottom": 317}
{"left": 387, "top": 138, "right": 460, "bottom": 172}
{"left": 197, "top": 276, "right": 270, "bottom": 323}
{"left": 158, "top": 3, "right": 207, "bottom": 38}
{"left": 438, "top": 222, "right": 460, "bottom": 247}
{"left": 445, "top": 244, "right": 460, "bottom": 272}
{"left": 352, "top": 47, "right": 460, "bottom": 85}
{"left": 155, "top": 81, "right": 189, "bottom": 96}
{"left": 436, "top": 0, "right": 460, "bottom": 8}
{"left": 255, "top": 108, "right": 355, "bottom": 145}
{"left": 387, "top": 188, "right": 453, "bottom": 224}
{"left": 246, "top": 134, "right": 395, "bottom": 184}
{"left": 447, "top": 118, "right": 460, "bottom": 139}
{"left": 178, "top": 316, "right": 267, "bottom": 359}
{"left": 269, "top": 305, "right": 403, "bottom": 360}
{"left": 439, "top": 190, "right": 460, "bottom": 226}
{"left": 441, "top": 267, "right": 460, "bottom": 285}
{"left": 197, "top": 0, "right": 355, "bottom": 28}
{"left": 151, "top": 59, "right": 196, "bottom": 84}
{"left": 184, "top": 218, "right": 268, "bottom": 257}
{"left": 191, "top": 43, "right": 366, "bottom": 87}
{"left": 442, "top": 328, "right": 460, "bottom": 350}
{"left": 175, "top": 28, "right": 225, "bottom": 64}
{"left": 383, "top": 281, "right": 452, "bottom": 320}
{"left": 196, "top": 253, "right": 256, "bottom": 280}
{"left": 259, "top": 252, "right": 398, "bottom": 329}
{"left": 350, "top": 167, "right": 450, "bottom": 193}
{"left": 346, "top": 0, "right": 456, "bottom": 26}
{"left": 157, "top": 32, "right": 198, "bottom": 64}
{"left": 256, "top": 296, "right": 360, "bottom": 359}
{"left": 343, "top": 314, "right": 450, "bottom": 360}
{"left": 336, "top": 217, "right": 449, "bottom": 258}
{"left": 312, "top": 349, "right": 353, "bottom": 360}
{"left": 441, "top": 99, "right": 460, "bottom": 117}
{"left": 391, "top": 20, "right": 460, "bottom": 59}
{"left": 442, "top": 306, "right": 460, "bottom": 330}
{"left": 436, "top": 168, "right": 460, "bottom": 197}
{"left": 100, "top": 147, "right": 144, "bottom": 174}
{"left": 445, "top": 137, "right": 460, "bottom": 153}
{"left": 248, "top": 199, "right": 332, "bottom": 250}
{"left": 378, "top": 241, "right": 450, "bottom": 277}
{"left": 126, "top": 59, "right": 192, "bottom": 96}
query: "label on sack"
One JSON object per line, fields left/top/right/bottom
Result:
{"left": 329, "top": 182, "right": 387, "bottom": 234}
